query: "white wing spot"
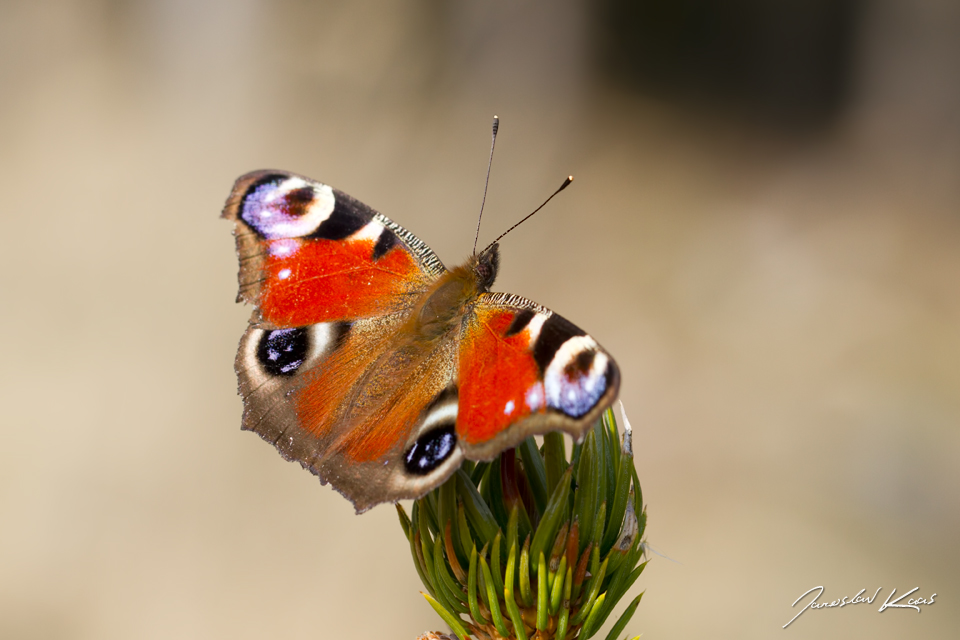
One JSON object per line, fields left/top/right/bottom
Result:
{"left": 504, "top": 400, "right": 515, "bottom": 415}
{"left": 525, "top": 313, "right": 548, "bottom": 342}
{"left": 268, "top": 239, "right": 299, "bottom": 257}
{"left": 525, "top": 384, "right": 544, "bottom": 411}
{"left": 278, "top": 268, "right": 291, "bottom": 280}
{"left": 350, "top": 221, "right": 385, "bottom": 243}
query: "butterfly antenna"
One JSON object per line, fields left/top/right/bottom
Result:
{"left": 481, "top": 175, "right": 573, "bottom": 254}
{"left": 473, "top": 115, "right": 500, "bottom": 254}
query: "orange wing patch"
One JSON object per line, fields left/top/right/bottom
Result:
{"left": 223, "top": 171, "right": 444, "bottom": 329}
{"left": 338, "top": 383, "right": 431, "bottom": 463}
{"left": 259, "top": 235, "right": 420, "bottom": 326}
{"left": 457, "top": 309, "right": 545, "bottom": 445}
{"left": 294, "top": 324, "right": 455, "bottom": 464}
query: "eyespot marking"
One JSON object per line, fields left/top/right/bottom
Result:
{"left": 240, "top": 176, "right": 335, "bottom": 239}
{"left": 403, "top": 426, "right": 457, "bottom": 475}
{"left": 543, "top": 335, "right": 609, "bottom": 418}
{"left": 257, "top": 328, "right": 309, "bottom": 377}
{"left": 566, "top": 349, "right": 596, "bottom": 378}
{"left": 305, "top": 321, "right": 351, "bottom": 363}
{"left": 285, "top": 186, "right": 315, "bottom": 207}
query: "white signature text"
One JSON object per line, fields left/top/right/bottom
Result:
{"left": 783, "top": 586, "right": 936, "bottom": 628}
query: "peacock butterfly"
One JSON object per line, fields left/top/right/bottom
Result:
{"left": 222, "top": 129, "right": 619, "bottom": 512}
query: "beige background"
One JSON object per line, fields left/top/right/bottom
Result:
{"left": 1, "top": 1, "right": 958, "bottom": 639}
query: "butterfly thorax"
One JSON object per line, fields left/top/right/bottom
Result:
{"left": 410, "top": 244, "right": 500, "bottom": 341}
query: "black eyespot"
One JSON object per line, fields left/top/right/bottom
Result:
{"left": 256, "top": 328, "right": 309, "bottom": 376}
{"left": 404, "top": 426, "right": 457, "bottom": 475}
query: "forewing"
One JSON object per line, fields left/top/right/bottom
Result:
{"left": 456, "top": 292, "right": 620, "bottom": 459}
{"left": 222, "top": 170, "right": 446, "bottom": 327}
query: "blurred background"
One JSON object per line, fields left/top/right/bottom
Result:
{"left": 1, "top": 1, "right": 958, "bottom": 638}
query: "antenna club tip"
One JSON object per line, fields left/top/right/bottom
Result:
{"left": 560, "top": 176, "right": 574, "bottom": 190}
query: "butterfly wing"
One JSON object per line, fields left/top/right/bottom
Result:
{"left": 222, "top": 170, "right": 445, "bottom": 327}
{"left": 223, "top": 170, "right": 620, "bottom": 512}
{"left": 224, "top": 171, "right": 460, "bottom": 511}
{"left": 235, "top": 315, "right": 463, "bottom": 512}
{"left": 456, "top": 292, "right": 620, "bottom": 459}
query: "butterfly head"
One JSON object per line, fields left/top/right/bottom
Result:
{"left": 474, "top": 243, "right": 500, "bottom": 292}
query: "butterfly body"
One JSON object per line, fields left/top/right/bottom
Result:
{"left": 224, "top": 170, "right": 619, "bottom": 512}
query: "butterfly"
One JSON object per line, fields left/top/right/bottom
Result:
{"left": 223, "top": 168, "right": 620, "bottom": 512}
